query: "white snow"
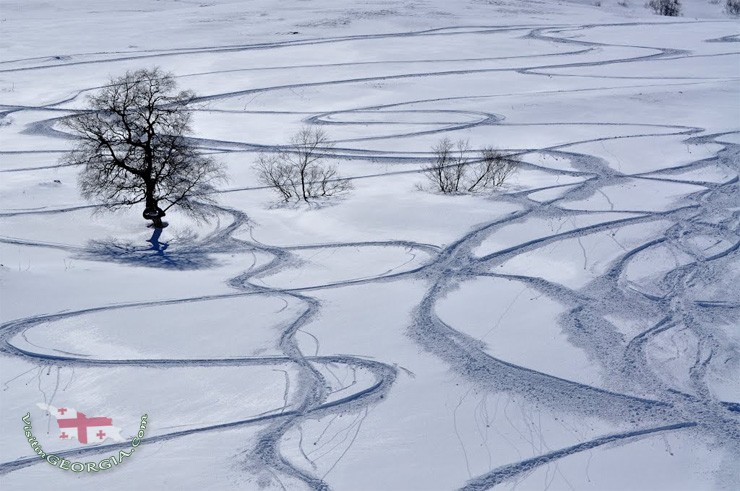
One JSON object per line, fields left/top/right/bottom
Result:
{"left": 1, "top": 1, "right": 738, "bottom": 490}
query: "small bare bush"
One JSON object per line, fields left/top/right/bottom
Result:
{"left": 467, "top": 147, "right": 519, "bottom": 192}
{"left": 647, "top": 0, "right": 682, "bottom": 15}
{"left": 424, "top": 138, "right": 469, "bottom": 194}
{"left": 254, "top": 153, "right": 296, "bottom": 202}
{"left": 255, "top": 127, "right": 352, "bottom": 202}
{"left": 727, "top": 0, "right": 740, "bottom": 14}
{"left": 423, "top": 138, "right": 518, "bottom": 194}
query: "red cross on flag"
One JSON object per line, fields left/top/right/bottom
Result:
{"left": 37, "top": 403, "right": 125, "bottom": 444}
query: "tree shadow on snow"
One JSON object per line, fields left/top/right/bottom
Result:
{"left": 265, "top": 194, "right": 351, "bottom": 211}
{"left": 78, "top": 226, "right": 219, "bottom": 270}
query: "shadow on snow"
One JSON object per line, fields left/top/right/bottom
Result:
{"left": 78, "top": 227, "right": 220, "bottom": 270}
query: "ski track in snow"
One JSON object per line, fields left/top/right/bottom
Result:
{"left": 1, "top": 20, "right": 739, "bottom": 490}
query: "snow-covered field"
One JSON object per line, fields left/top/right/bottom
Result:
{"left": 1, "top": 1, "right": 739, "bottom": 490}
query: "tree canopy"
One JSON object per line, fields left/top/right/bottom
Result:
{"left": 64, "top": 67, "right": 226, "bottom": 227}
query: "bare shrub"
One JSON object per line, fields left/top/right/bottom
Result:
{"left": 647, "top": 0, "right": 682, "bottom": 15}
{"left": 467, "top": 147, "right": 519, "bottom": 192}
{"left": 255, "top": 126, "right": 352, "bottom": 202}
{"left": 423, "top": 138, "right": 470, "bottom": 194}
{"left": 423, "top": 138, "right": 518, "bottom": 194}
{"left": 727, "top": 0, "right": 740, "bottom": 14}
{"left": 254, "top": 153, "right": 296, "bottom": 202}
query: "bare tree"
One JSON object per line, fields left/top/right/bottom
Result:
{"left": 647, "top": 0, "right": 681, "bottom": 15}
{"left": 423, "top": 138, "right": 470, "bottom": 194}
{"left": 467, "top": 147, "right": 519, "bottom": 191}
{"left": 423, "top": 138, "right": 518, "bottom": 194}
{"left": 63, "top": 67, "right": 227, "bottom": 228}
{"left": 254, "top": 153, "right": 296, "bottom": 202}
{"left": 727, "top": 0, "right": 740, "bottom": 14}
{"left": 255, "top": 126, "right": 352, "bottom": 202}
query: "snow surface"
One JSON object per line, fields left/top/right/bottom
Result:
{"left": 0, "top": 1, "right": 738, "bottom": 490}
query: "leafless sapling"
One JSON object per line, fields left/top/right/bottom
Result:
{"left": 255, "top": 126, "right": 352, "bottom": 202}
{"left": 423, "top": 138, "right": 470, "bottom": 194}
{"left": 647, "top": 0, "right": 682, "bottom": 15}
{"left": 423, "top": 138, "right": 518, "bottom": 194}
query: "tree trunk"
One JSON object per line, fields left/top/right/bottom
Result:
{"left": 149, "top": 214, "right": 164, "bottom": 228}
{"left": 143, "top": 206, "right": 165, "bottom": 228}
{"left": 143, "top": 184, "right": 165, "bottom": 228}
{"left": 300, "top": 167, "right": 308, "bottom": 202}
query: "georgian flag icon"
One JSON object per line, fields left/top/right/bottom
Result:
{"left": 37, "top": 403, "right": 125, "bottom": 444}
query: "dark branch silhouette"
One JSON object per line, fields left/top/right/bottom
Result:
{"left": 254, "top": 126, "right": 352, "bottom": 203}
{"left": 62, "top": 67, "right": 227, "bottom": 228}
